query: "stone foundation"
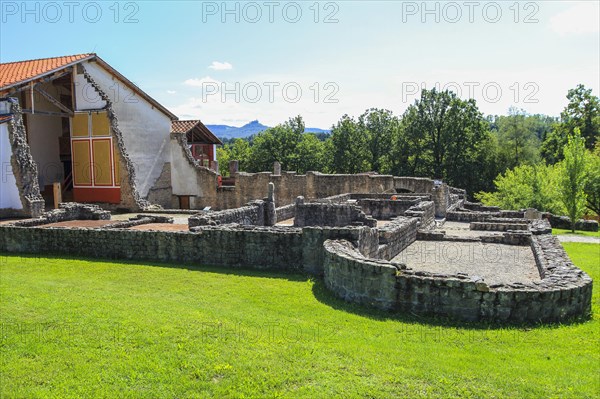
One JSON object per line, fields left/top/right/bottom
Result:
{"left": 323, "top": 223, "right": 593, "bottom": 323}
{"left": 0, "top": 200, "right": 593, "bottom": 325}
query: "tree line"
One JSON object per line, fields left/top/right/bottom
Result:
{"left": 217, "top": 85, "right": 599, "bottom": 225}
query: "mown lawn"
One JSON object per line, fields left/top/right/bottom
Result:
{"left": 0, "top": 244, "right": 598, "bottom": 398}
{"left": 552, "top": 228, "right": 600, "bottom": 238}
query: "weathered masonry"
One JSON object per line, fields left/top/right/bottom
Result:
{"left": 0, "top": 195, "right": 592, "bottom": 324}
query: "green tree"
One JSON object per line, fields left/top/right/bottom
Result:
{"left": 475, "top": 163, "right": 562, "bottom": 214}
{"left": 247, "top": 116, "right": 304, "bottom": 172}
{"left": 559, "top": 129, "right": 588, "bottom": 232}
{"left": 493, "top": 107, "right": 541, "bottom": 170}
{"left": 327, "top": 115, "right": 371, "bottom": 173}
{"left": 358, "top": 108, "right": 399, "bottom": 174}
{"left": 216, "top": 138, "right": 252, "bottom": 176}
{"left": 391, "top": 105, "right": 428, "bottom": 177}
{"left": 542, "top": 85, "right": 600, "bottom": 163}
{"left": 584, "top": 147, "right": 600, "bottom": 216}
{"left": 293, "top": 133, "right": 328, "bottom": 174}
{"left": 398, "top": 88, "right": 491, "bottom": 193}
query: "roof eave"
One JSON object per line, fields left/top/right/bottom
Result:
{"left": 0, "top": 54, "right": 179, "bottom": 121}
{"left": 0, "top": 54, "right": 96, "bottom": 94}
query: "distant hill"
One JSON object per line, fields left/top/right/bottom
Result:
{"left": 206, "top": 120, "right": 330, "bottom": 139}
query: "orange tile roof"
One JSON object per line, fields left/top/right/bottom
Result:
{"left": 171, "top": 120, "right": 222, "bottom": 145}
{"left": 171, "top": 120, "right": 202, "bottom": 134}
{"left": 0, "top": 54, "right": 94, "bottom": 91}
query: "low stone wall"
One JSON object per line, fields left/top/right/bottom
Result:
{"left": 323, "top": 230, "right": 593, "bottom": 323}
{"left": 323, "top": 240, "right": 401, "bottom": 310}
{"left": 446, "top": 210, "right": 500, "bottom": 222}
{"left": 447, "top": 209, "right": 525, "bottom": 222}
{"left": 12, "top": 203, "right": 111, "bottom": 227}
{"left": 377, "top": 217, "right": 418, "bottom": 260}
{"left": 106, "top": 215, "right": 174, "bottom": 229}
{"left": 404, "top": 201, "right": 435, "bottom": 229}
{"left": 0, "top": 203, "right": 592, "bottom": 324}
{"left": 470, "top": 221, "right": 529, "bottom": 231}
{"left": 319, "top": 193, "right": 352, "bottom": 203}
{"left": 294, "top": 198, "right": 376, "bottom": 228}
{"left": 350, "top": 193, "right": 431, "bottom": 201}
{"left": 0, "top": 221, "right": 378, "bottom": 275}
{"left": 463, "top": 201, "right": 500, "bottom": 212}
{"left": 545, "top": 214, "right": 599, "bottom": 232}
{"left": 275, "top": 203, "right": 296, "bottom": 222}
{"left": 189, "top": 200, "right": 271, "bottom": 227}
{"left": 416, "top": 229, "right": 532, "bottom": 246}
{"left": 357, "top": 198, "right": 418, "bottom": 220}
{"left": 0, "top": 224, "right": 303, "bottom": 271}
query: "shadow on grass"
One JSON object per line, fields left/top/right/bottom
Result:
{"left": 2, "top": 252, "right": 593, "bottom": 330}
{"left": 0, "top": 252, "right": 308, "bottom": 283}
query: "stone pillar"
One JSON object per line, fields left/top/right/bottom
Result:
{"left": 293, "top": 196, "right": 305, "bottom": 227}
{"left": 268, "top": 182, "right": 275, "bottom": 203}
{"left": 265, "top": 182, "right": 277, "bottom": 226}
{"left": 273, "top": 161, "right": 281, "bottom": 176}
{"left": 229, "top": 160, "right": 239, "bottom": 175}
{"left": 432, "top": 184, "right": 449, "bottom": 218}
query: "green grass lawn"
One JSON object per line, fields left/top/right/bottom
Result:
{"left": 552, "top": 228, "right": 600, "bottom": 238}
{"left": 1, "top": 244, "right": 598, "bottom": 398}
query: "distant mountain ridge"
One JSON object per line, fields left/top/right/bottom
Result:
{"left": 206, "top": 120, "right": 330, "bottom": 139}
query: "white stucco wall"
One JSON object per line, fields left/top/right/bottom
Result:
{"left": 79, "top": 61, "right": 172, "bottom": 198}
{"left": 170, "top": 139, "right": 201, "bottom": 196}
{"left": 23, "top": 84, "right": 65, "bottom": 187}
{"left": 74, "top": 73, "right": 107, "bottom": 110}
{"left": 0, "top": 122, "right": 23, "bottom": 209}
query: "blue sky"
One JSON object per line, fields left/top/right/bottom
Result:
{"left": 1, "top": 1, "right": 599, "bottom": 128}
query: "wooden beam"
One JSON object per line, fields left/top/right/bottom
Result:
{"left": 33, "top": 86, "right": 74, "bottom": 116}
{"left": 4, "top": 68, "right": 73, "bottom": 96}
{"left": 22, "top": 109, "right": 70, "bottom": 118}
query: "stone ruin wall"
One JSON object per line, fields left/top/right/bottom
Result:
{"left": 3, "top": 99, "right": 44, "bottom": 218}
{"left": 449, "top": 205, "right": 599, "bottom": 232}
{"left": 0, "top": 198, "right": 593, "bottom": 324}
{"left": 293, "top": 197, "right": 377, "bottom": 228}
{"left": 323, "top": 219, "right": 593, "bottom": 323}
{"left": 189, "top": 200, "right": 271, "bottom": 227}
{"left": 211, "top": 172, "right": 464, "bottom": 214}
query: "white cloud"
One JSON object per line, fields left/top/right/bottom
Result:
{"left": 167, "top": 90, "right": 177, "bottom": 94}
{"left": 208, "top": 61, "right": 233, "bottom": 70}
{"left": 550, "top": 2, "right": 600, "bottom": 35}
{"left": 183, "top": 76, "right": 221, "bottom": 87}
